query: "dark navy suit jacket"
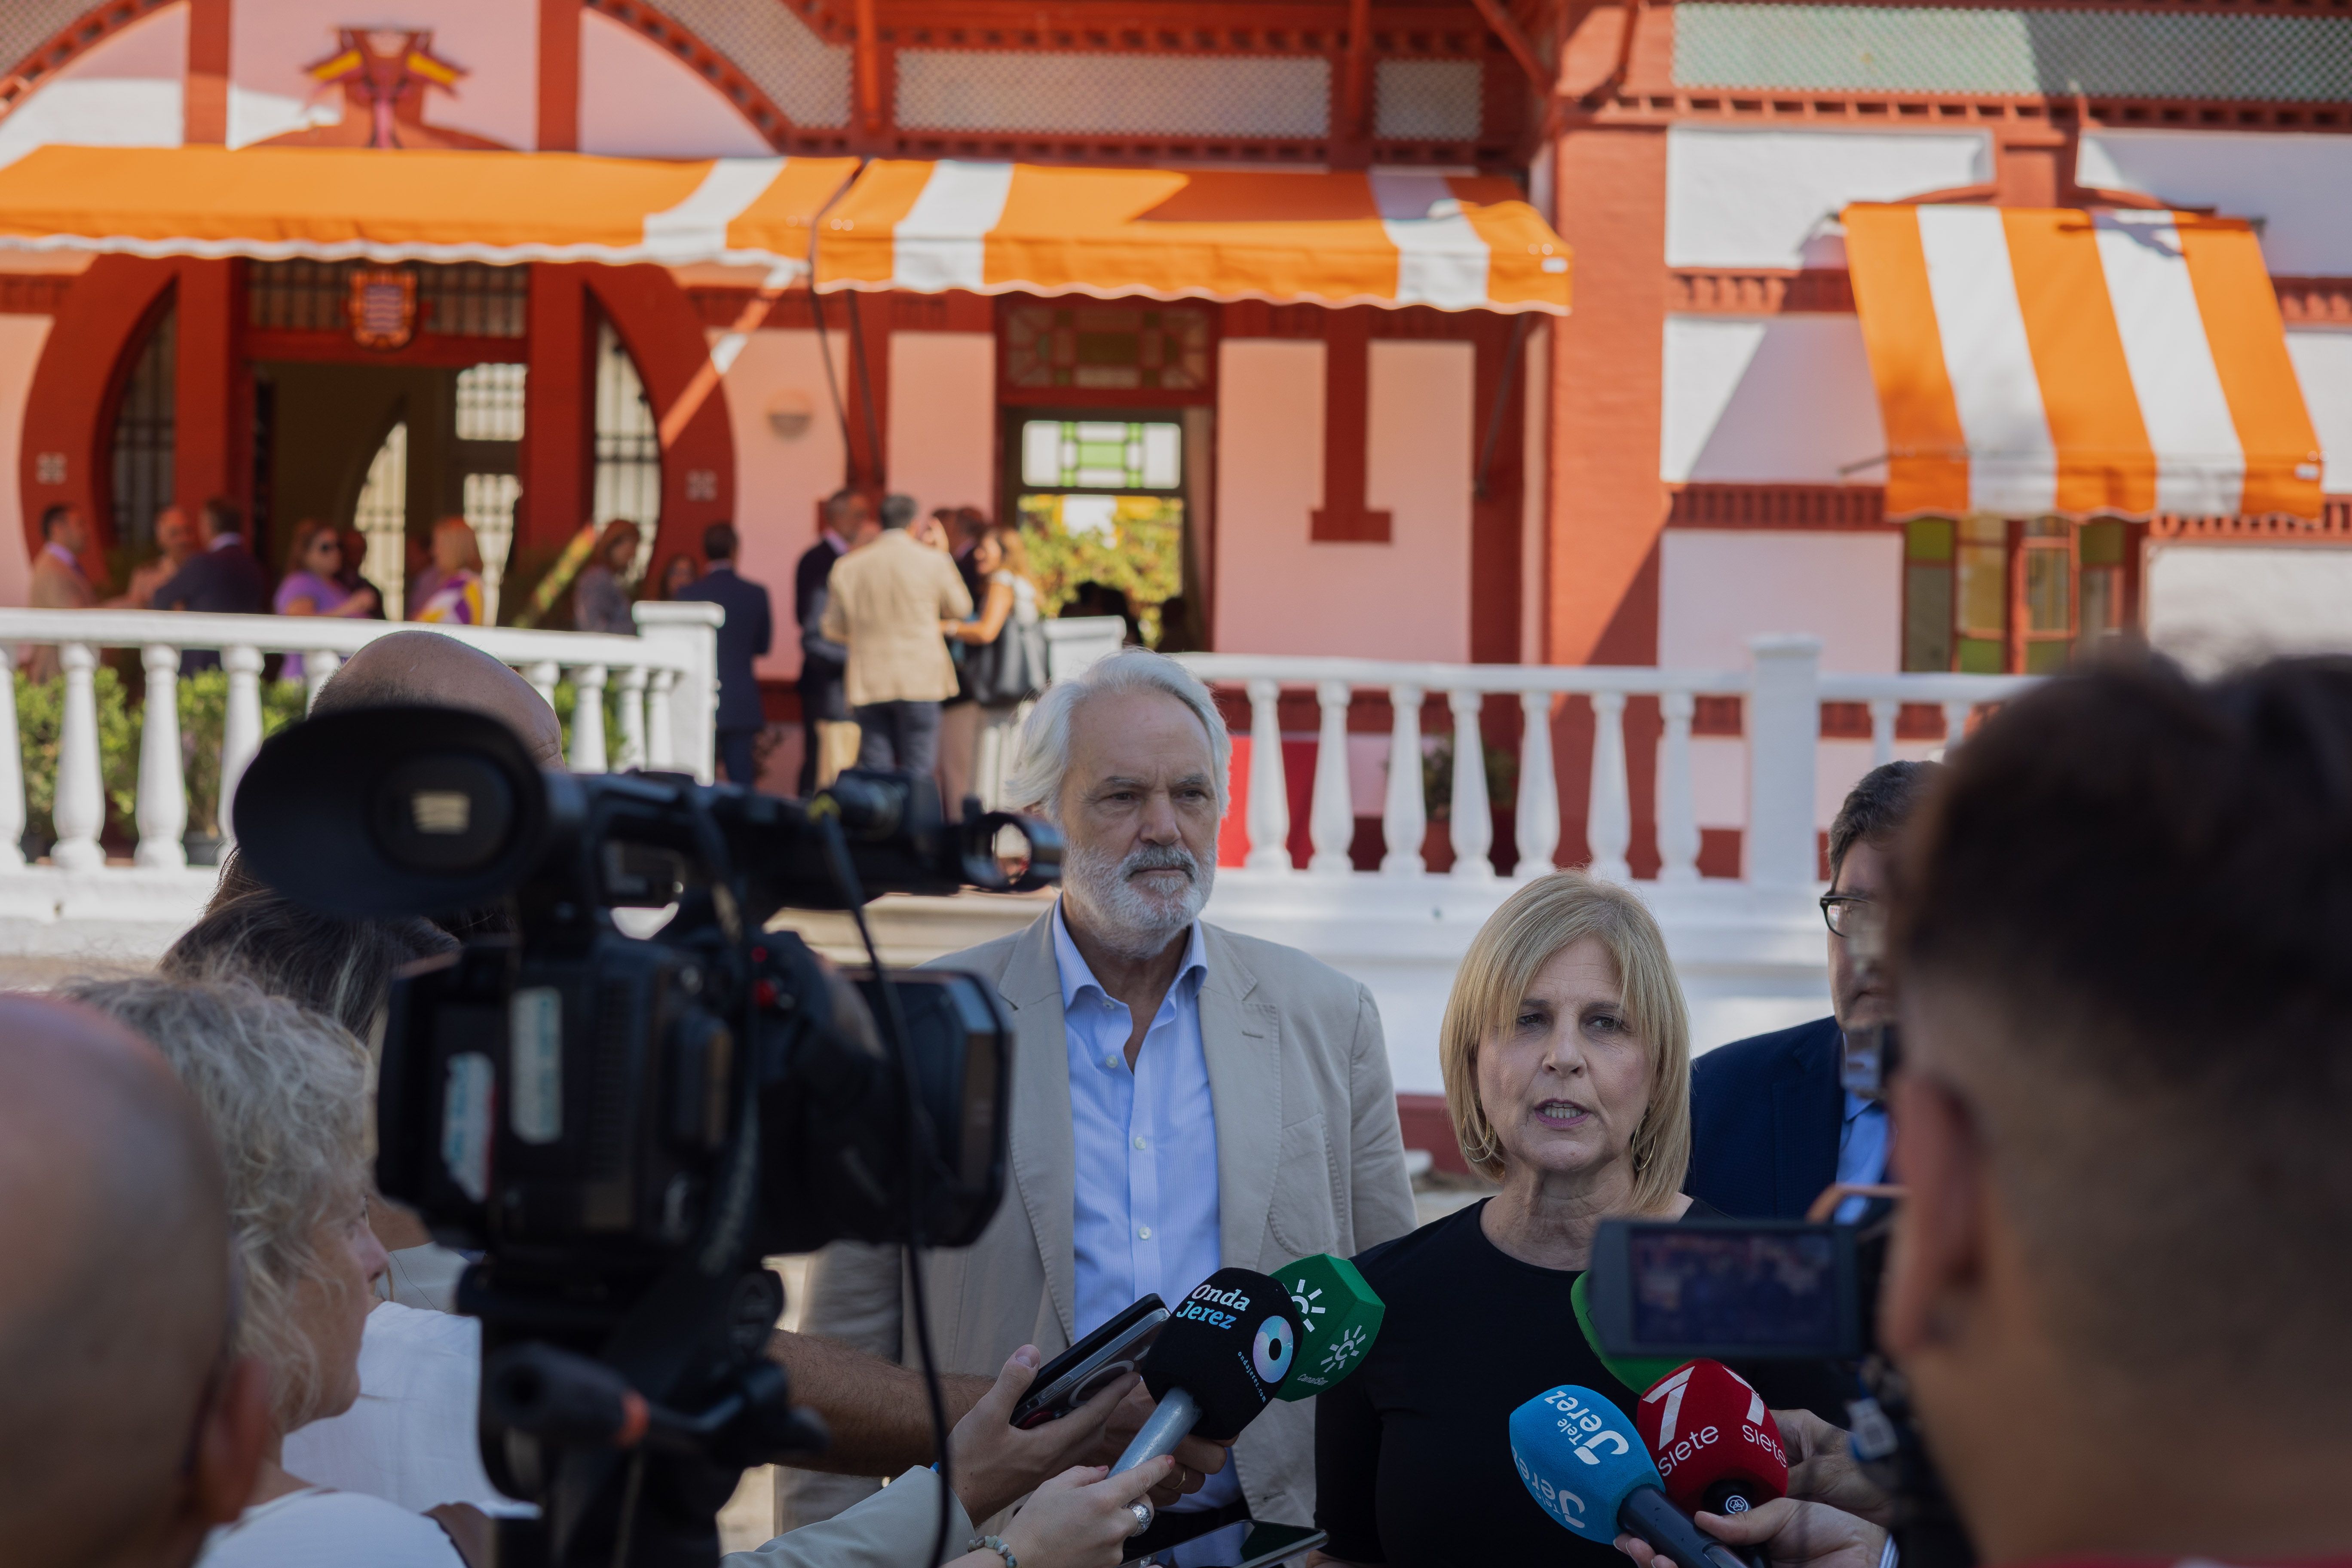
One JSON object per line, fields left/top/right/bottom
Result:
{"left": 675, "top": 565, "right": 773, "bottom": 733}
{"left": 1686, "top": 1014, "right": 1844, "bottom": 1219}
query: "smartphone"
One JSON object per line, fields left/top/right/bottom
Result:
{"left": 1011, "top": 1295, "right": 1168, "bottom": 1428}
{"left": 1121, "top": 1515, "right": 1326, "bottom": 1568}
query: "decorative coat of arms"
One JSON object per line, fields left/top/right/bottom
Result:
{"left": 306, "top": 30, "right": 468, "bottom": 150}
{"left": 348, "top": 268, "right": 417, "bottom": 350}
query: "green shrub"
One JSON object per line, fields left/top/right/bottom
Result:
{"left": 14, "top": 668, "right": 305, "bottom": 844}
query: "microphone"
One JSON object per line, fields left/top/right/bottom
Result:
{"left": 1269, "top": 1253, "right": 1384, "bottom": 1399}
{"left": 1509, "top": 1384, "right": 1749, "bottom": 1568}
{"left": 1634, "top": 1361, "right": 1789, "bottom": 1518}
{"left": 1111, "top": 1267, "right": 1303, "bottom": 1511}
{"left": 1570, "top": 1272, "right": 1684, "bottom": 1395}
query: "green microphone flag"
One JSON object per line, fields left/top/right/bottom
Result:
{"left": 1271, "top": 1253, "right": 1384, "bottom": 1398}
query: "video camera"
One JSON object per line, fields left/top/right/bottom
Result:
{"left": 233, "top": 706, "right": 1063, "bottom": 1567}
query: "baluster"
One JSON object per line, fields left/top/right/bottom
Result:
{"left": 570, "top": 665, "right": 609, "bottom": 773}
{"left": 0, "top": 658, "right": 23, "bottom": 869}
{"left": 1586, "top": 691, "right": 1632, "bottom": 882}
{"left": 1868, "top": 698, "right": 1899, "bottom": 767}
{"left": 1939, "top": 700, "right": 1973, "bottom": 756}
{"left": 50, "top": 642, "right": 104, "bottom": 871}
{"left": 1381, "top": 683, "right": 1426, "bottom": 876}
{"left": 218, "top": 646, "right": 263, "bottom": 850}
{"left": 306, "top": 649, "right": 342, "bottom": 713}
{"left": 526, "top": 660, "right": 560, "bottom": 713}
{"left": 1746, "top": 635, "right": 1824, "bottom": 887}
{"left": 1307, "top": 680, "right": 1355, "bottom": 875}
{"left": 1447, "top": 689, "right": 1492, "bottom": 882}
{"left": 1243, "top": 679, "right": 1290, "bottom": 870}
{"left": 615, "top": 665, "right": 649, "bottom": 772}
{"left": 1514, "top": 690, "right": 1559, "bottom": 880}
{"left": 646, "top": 668, "right": 678, "bottom": 767}
{"left": 1657, "top": 689, "right": 1700, "bottom": 884}
{"left": 134, "top": 644, "right": 187, "bottom": 870}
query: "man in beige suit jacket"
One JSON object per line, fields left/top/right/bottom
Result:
{"left": 819, "top": 493, "right": 972, "bottom": 777}
{"left": 777, "top": 648, "right": 1417, "bottom": 1539}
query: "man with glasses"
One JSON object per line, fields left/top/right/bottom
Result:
{"left": 1685, "top": 760, "right": 1940, "bottom": 1218}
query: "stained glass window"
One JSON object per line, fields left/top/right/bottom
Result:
{"left": 1003, "top": 304, "right": 1210, "bottom": 392}
{"left": 1019, "top": 420, "right": 1182, "bottom": 491}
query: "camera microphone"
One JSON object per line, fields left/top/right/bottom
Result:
{"left": 1510, "top": 1384, "right": 1749, "bottom": 1568}
{"left": 1635, "top": 1361, "right": 1789, "bottom": 1518}
{"left": 1110, "top": 1268, "right": 1303, "bottom": 1524}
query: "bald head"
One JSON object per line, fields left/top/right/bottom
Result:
{"left": 314, "top": 630, "right": 563, "bottom": 769}
{"left": 0, "top": 997, "right": 241, "bottom": 1568}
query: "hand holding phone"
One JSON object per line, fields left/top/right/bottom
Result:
{"left": 951, "top": 1345, "right": 1145, "bottom": 1523}
{"left": 1013, "top": 1297, "right": 1168, "bottom": 1429}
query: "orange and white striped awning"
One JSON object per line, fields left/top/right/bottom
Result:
{"left": 813, "top": 160, "right": 1570, "bottom": 314}
{"left": 0, "top": 145, "right": 859, "bottom": 271}
{"left": 1844, "top": 202, "right": 2322, "bottom": 521}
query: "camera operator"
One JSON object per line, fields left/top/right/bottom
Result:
{"left": 0, "top": 995, "right": 271, "bottom": 1568}
{"left": 1635, "top": 653, "right": 2352, "bottom": 1568}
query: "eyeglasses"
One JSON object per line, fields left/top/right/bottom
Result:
{"left": 1819, "top": 893, "right": 1877, "bottom": 938}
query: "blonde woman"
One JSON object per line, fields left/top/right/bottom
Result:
{"left": 941, "top": 523, "right": 1045, "bottom": 808}
{"left": 413, "top": 518, "right": 484, "bottom": 626}
{"left": 1311, "top": 873, "right": 1703, "bottom": 1568}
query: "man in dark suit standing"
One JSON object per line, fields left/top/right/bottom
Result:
{"left": 152, "top": 497, "right": 270, "bottom": 673}
{"left": 793, "top": 491, "right": 867, "bottom": 795}
{"left": 675, "top": 520, "right": 774, "bottom": 787}
{"left": 1687, "top": 760, "right": 1941, "bottom": 1218}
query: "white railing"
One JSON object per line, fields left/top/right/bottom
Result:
{"left": 0, "top": 603, "right": 721, "bottom": 875}
{"left": 1174, "top": 637, "right": 2034, "bottom": 886}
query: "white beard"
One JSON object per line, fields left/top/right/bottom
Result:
{"left": 1062, "top": 838, "right": 1213, "bottom": 961}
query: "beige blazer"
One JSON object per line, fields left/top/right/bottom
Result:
{"left": 777, "top": 910, "right": 1419, "bottom": 1534}
{"left": 730, "top": 1467, "right": 969, "bottom": 1568}
{"left": 818, "top": 529, "right": 973, "bottom": 707}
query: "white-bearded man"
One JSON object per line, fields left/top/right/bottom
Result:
{"left": 775, "top": 648, "right": 1417, "bottom": 1542}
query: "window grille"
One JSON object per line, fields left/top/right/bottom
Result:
{"left": 248, "top": 261, "right": 527, "bottom": 338}
{"left": 593, "top": 319, "right": 661, "bottom": 584}
{"left": 110, "top": 303, "right": 176, "bottom": 556}
{"left": 456, "top": 362, "right": 527, "bottom": 441}
{"left": 355, "top": 421, "right": 409, "bottom": 616}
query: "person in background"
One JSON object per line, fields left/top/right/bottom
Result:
{"left": 1687, "top": 760, "right": 1941, "bottom": 1220}
{"left": 273, "top": 521, "right": 381, "bottom": 684}
{"left": 24, "top": 502, "right": 97, "bottom": 681}
{"left": 1151, "top": 595, "right": 1197, "bottom": 655}
{"left": 59, "top": 976, "right": 472, "bottom": 1568}
{"left": 335, "top": 528, "right": 385, "bottom": 620}
{"left": 412, "top": 518, "right": 484, "bottom": 627}
{"left": 795, "top": 492, "right": 866, "bottom": 795}
{"left": 934, "top": 506, "right": 994, "bottom": 818}
{"left": 676, "top": 520, "right": 774, "bottom": 787}
{"left": 941, "top": 523, "right": 1044, "bottom": 811}
{"left": 951, "top": 506, "right": 989, "bottom": 605}
{"left": 1061, "top": 582, "right": 1140, "bottom": 646}
{"left": 571, "top": 518, "right": 641, "bottom": 637}
{"left": 819, "top": 493, "right": 971, "bottom": 775}
{"left": 0, "top": 994, "right": 270, "bottom": 1568}
{"left": 153, "top": 497, "right": 271, "bottom": 672}
{"left": 401, "top": 537, "right": 441, "bottom": 622}
{"left": 658, "top": 550, "right": 698, "bottom": 600}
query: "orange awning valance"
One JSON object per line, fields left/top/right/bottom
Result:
{"left": 1844, "top": 202, "right": 2321, "bottom": 521}
{"left": 0, "top": 145, "right": 860, "bottom": 272}
{"left": 813, "top": 161, "right": 1569, "bottom": 315}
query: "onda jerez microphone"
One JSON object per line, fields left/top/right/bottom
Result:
{"left": 1111, "top": 1268, "right": 1304, "bottom": 1523}
{"left": 1510, "top": 1384, "right": 1748, "bottom": 1568}
{"left": 1635, "top": 1361, "right": 1790, "bottom": 1518}
{"left": 1270, "top": 1253, "right": 1384, "bottom": 1399}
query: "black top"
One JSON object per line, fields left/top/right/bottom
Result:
{"left": 1317, "top": 1197, "right": 1735, "bottom": 1568}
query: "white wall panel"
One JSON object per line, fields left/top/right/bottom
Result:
{"left": 721, "top": 328, "right": 847, "bottom": 681}
{"left": 579, "top": 8, "right": 772, "bottom": 159}
{"left": 1662, "top": 315, "right": 1885, "bottom": 484}
{"left": 2286, "top": 329, "right": 2352, "bottom": 493}
{"left": 2148, "top": 543, "right": 2352, "bottom": 672}
{"left": 0, "top": 3, "right": 183, "bottom": 168}
{"left": 1666, "top": 126, "right": 1989, "bottom": 270}
{"left": 1214, "top": 338, "right": 1473, "bottom": 662}
{"left": 886, "top": 331, "right": 996, "bottom": 524}
{"left": 2080, "top": 132, "right": 2352, "bottom": 277}
{"left": 1661, "top": 529, "right": 1901, "bottom": 674}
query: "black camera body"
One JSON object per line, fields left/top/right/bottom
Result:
{"left": 233, "top": 706, "right": 1061, "bottom": 1566}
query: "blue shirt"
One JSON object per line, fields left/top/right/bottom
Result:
{"left": 1834, "top": 1087, "right": 1890, "bottom": 1223}
{"left": 1054, "top": 902, "right": 1237, "bottom": 1510}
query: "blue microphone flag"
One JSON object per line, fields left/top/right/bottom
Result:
{"left": 1508, "top": 1384, "right": 1667, "bottom": 1543}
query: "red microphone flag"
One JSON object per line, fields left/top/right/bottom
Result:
{"left": 1633, "top": 1360, "right": 1790, "bottom": 1516}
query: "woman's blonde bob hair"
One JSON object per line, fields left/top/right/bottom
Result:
{"left": 1439, "top": 872, "right": 1693, "bottom": 1212}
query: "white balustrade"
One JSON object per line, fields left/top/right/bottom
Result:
{"left": 1308, "top": 681, "right": 1354, "bottom": 875}
{"left": 1867, "top": 698, "right": 1899, "bottom": 768}
{"left": 1447, "top": 689, "right": 1492, "bottom": 882}
{"left": 1514, "top": 691, "right": 1559, "bottom": 881}
{"left": 1381, "top": 684, "right": 1426, "bottom": 876}
{"left": 0, "top": 608, "right": 718, "bottom": 874}
{"left": 1656, "top": 689, "right": 1699, "bottom": 884}
{"left": 1586, "top": 691, "right": 1632, "bottom": 883}
{"left": 52, "top": 643, "right": 104, "bottom": 872}
{"left": 135, "top": 644, "right": 186, "bottom": 870}
{"left": 1941, "top": 700, "right": 1973, "bottom": 753}
{"left": 1745, "top": 637, "right": 1822, "bottom": 887}
{"left": 1243, "top": 679, "right": 1289, "bottom": 870}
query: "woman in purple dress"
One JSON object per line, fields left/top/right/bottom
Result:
{"left": 274, "top": 520, "right": 380, "bottom": 682}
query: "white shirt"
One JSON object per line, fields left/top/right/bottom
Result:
{"left": 1053, "top": 902, "right": 1237, "bottom": 1508}
{"left": 199, "top": 1488, "right": 462, "bottom": 1567}
{"left": 280, "top": 1302, "right": 527, "bottom": 1516}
